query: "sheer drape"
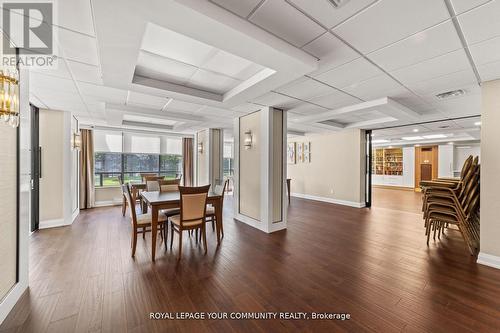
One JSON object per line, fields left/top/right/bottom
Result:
{"left": 79, "top": 129, "right": 95, "bottom": 209}
{"left": 182, "top": 138, "right": 193, "bottom": 186}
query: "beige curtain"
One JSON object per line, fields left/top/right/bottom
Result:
{"left": 79, "top": 129, "right": 95, "bottom": 209}
{"left": 182, "top": 137, "right": 194, "bottom": 186}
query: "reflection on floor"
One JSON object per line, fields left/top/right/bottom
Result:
{"left": 372, "top": 187, "right": 422, "bottom": 214}
{"left": 1, "top": 195, "right": 500, "bottom": 332}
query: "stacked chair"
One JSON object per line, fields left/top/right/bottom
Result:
{"left": 420, "top": 155, "right": 480, "bottom": 255}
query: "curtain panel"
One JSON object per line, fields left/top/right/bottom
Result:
{"left": 79, "top": 129, "right": 95, "bottom": 209}
{"left": 182, "top": 138, "right": 194, "bottom": 186}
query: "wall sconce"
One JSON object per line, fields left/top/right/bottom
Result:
{"left": 197, "top": 142, "right": 203, "bottom": 154}
{"left": 244, "top": 131, "right": 253, "bottom": 150}
{"left": 72, "top": 132, "right": 82, "bottom": 151}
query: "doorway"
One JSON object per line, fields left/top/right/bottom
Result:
{"left": 30, "top": 104, "right": 41, "bottom": 232}
{"left": 414, "top": 146, "right": 438, "bottom": 191}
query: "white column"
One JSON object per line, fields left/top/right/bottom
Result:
{"left": 234, "top": 107, "right": 287, "bottom": 233}
{"left": 195, "top": 128, "right": 223, "bottom": 186}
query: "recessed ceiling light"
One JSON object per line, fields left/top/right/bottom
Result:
{"left": 402, "top": 136, "right": 424, "bottom": 141}
{"left": 327, "top": 0, "right": 352, "bottom": 8}
{"left": 413, "top": 128, "right": 419, "bottom": 132}
{"left": 475, "top": 121, "right": 482, "bottom": 126}
{"left": 423, "top": 134, "right": 447, "bottom": 139}
{"left": 435, "top": 89, "right": 465, "bottom": 99}
{"left": 456, "top": 146, "right": 472, "bottom": 149}
{"left": 415, "top": 144, "right": 421, "bottom": 147}
{"left": 448, "top": 142, "right": 454, "bottom": 145}
{"left": 372, "top": 139, "right": 390, "bottom": 143}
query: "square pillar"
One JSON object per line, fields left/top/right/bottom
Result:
{"left": 233, "top": 107, "right": 287, "bottom": 233}
{"left": 195, "top": 128, "right": 223, "bottom": 186}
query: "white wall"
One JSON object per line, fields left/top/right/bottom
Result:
{"left": 479, "top": 79, "right": 500, "bottom": 269}
{"left": 454, "top": 144, "right": 480, "bottom": 173}
{"left": 288, "top": 129, "right": 366, "bottom": 207}
{"left": 438, "top": 144, "right": 454, "bottom": 178}
{"left": 0, "top": 68, "right": 30, "bottom": 325}
{"left": 39, "top": 109, "right": 77, "bottom": 228}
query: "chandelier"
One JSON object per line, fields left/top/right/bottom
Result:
{"left": 0, "top": 66, "right": 20, "bottom": 128}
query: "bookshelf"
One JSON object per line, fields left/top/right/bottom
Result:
{"left": 383, "top": 148, "right": 403, "bottom": 175}
{"left": 372, "top": 149, "right": 384, "bottom": 175}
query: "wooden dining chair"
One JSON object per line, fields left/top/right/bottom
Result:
{"left": 121, "top": 183, "right": 167, "bottom": 257}
{"left": 202, "top": 179, "right": 228, "bottom": 239}
{"left": 169, "top": 185, "right": 211, "bottom": 260}
{"left": 141, "top": 173, "right": 158, "bottom": 182}
{"left": 118, "top": 175, "right": 128, "bottom": 217}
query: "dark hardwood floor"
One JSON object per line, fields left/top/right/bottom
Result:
{"left": 2, "top": 190, "right": 500, "bottom": 332}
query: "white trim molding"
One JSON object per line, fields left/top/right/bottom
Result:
{"left": 478, "top": 252, "right": 500, "bottom": 270}
{"left": 39, "top": 218, "right": 67, "bottom": 229}
{"left": 291, "top": 192, "right": 366, "bottom": 208}
{"left": 94, "top": 200, "right": 122, "bottom": 208}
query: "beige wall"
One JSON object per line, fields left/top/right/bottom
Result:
{"left": 287, "top": 129, "right": 366, "bottom": 206}
{"left": 480, "top": 79, "right": 500, "bottom": 258}
{"left": 239, "top": 111, "right": 261, "bottom": 220}
{"left": 40, "top": 109, "right": 64, "bottom": 221}
{"left": 0, "top": 123, "right": 17, "bottom": 302}
{"left": 196, "top": 130, "right": 209, "bottom": 185}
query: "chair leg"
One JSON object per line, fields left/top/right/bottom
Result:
{"left": 131, "top": 229, "right": 137, "bottom": 257}
{"left": 177, "top": 230, "right": 183, "bottom": 260}
{"left": 122, "top": 197, "right": 127, "bottom": 217}
{"left": 195, "top": 229, "right": 199, "bottom": 245}
{"left": 142, "top": 227, "right": 146, "bottom": 239}
{"left": 170, "top": 225, "right": 174, "bottom": 250}
{"left": 211, "top": 217, "right": 215, "bottom": 232}
{"left": 164, "top": 221, "right": 168, "bottom": 251}
{"left": 202, "top": 226, "right": 207, "bottom": 254}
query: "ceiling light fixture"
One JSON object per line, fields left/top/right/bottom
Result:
{"left": 402, "top": 136, "right": 424, "bottom": 141}
{"left": 372, "top": 139, "right": 390, "bottom": 143}
{"left": 475, "top": 121, "right": 481, "bottom": 126}
{"left": 423, "top": 134, "right": 447, "bottom": 139}
{"left": 435, "top": 89, "right": 465, "bottom": 99}
{"left": 413, "top": 128, "right": 419, "bottom": 132}
{"left": 327, "top": 0, "right": 351, "bottom": 8}
{"left": 0, "top": 66, "right": 20, "bottom": 128}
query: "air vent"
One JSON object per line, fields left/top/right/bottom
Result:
{"left": 435, "top": 89, "right": 465, "bottom": 99}
{"left": 327, "top": 0, "right": 351, "bottom": 8}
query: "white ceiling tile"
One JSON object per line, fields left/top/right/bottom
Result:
{"left": 288, "top": 104, "right": 327, "bottom": 116}
{"left": 202, "top": 50, "right": 264, "bottom": 80}
{"left": 469, "top": 35, "right": 500, "bottom": 65}
{"left": 343, "top": 75, "right": 407, "bottom": 101}
{"left": 56, "top": 27, "right": 99, "bottom": 65}
{"left": 167, "top": 100, "right": 204, "bottom": 113}
{"left": 333, "top": 0, "right": 450, "bottom": 53}
{"left": 135, "top": 52, "right": 197, "bottom": 85}
{"left": 390, "top": 49, "right": 471, "bottom": 85}
{"left": 307, "top": 90, "right": 360, "bottom": 108}
{"left": 288, "top": 0, "right": 377, "bottom": 29}
{"left": 433, "top": 94, "right": 481, "bottom": 117}
{"left": 367, "top": 21, "right": 463, "bottom": 72}
{"left": 211, "top": 0, "right": 263, "bottom": 17}
{"left": 78, "top": 82, "right": 128, "bottom": 104}
{"left": 187, "top": 69, "right": 241, "bottom": 94}
{"left": 127, "top": 91, "right": 170, "bottom": 109}
{"left": 458, "top": 0, "right": 500, "bottom": 44}
{"left": 314, "top": 58, "right": 382, "bottom": 88}
{"left": 30, "top": 72, "right": 78, "bottom": 95}
{"left": 31, "top": 57, "right": 71, "bottom": 80}
{"left": 249, "top": 0, "right": 325, "bottom": 47}
{"left": 302, "top": 32, "right": 359, "bottom": 68}
{"left": 67, "top": 60, "right": 102, "bottom": 85}
{"left": 408, "top": 68, "right": 477, "bottom": 96}
{"left": 140, "top": 24, "right": 215, "bottom": 67}
{"left": 251, "top": 92, "right": 302, "bottom": 108}
{"left": 57, "top": 0, "right": 95, "bottom": 36}
{"left": 231, "top": 103, "right": 262, "bottom": 113}
{"left": 275, "top": 77, "right": 336, "bottom": 100}
{"left": 477, "top": 60, "right": 500, "bottom": 81}
{"left": 450, "top": 0, "right": 491, "bottom": 14}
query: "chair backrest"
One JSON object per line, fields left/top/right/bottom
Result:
{"left": 141, "top": 173, "right": 157, "bottom": 182}
{"left": 160, "top": 184, "right": 179, "bottom": 192}
{"left": 460, "top": 155, "right": 473, "bottom": 179}
{"left": 161, "top": 179, "right": 180, "bottom": 185}
{"left": 146, "top": 180, "right": 160, "bottom": 192}
{"left": 144, "top": 175, "right": 164, "bottom": 182}
{"left": 179, "top": 185, "right": 210, "bottom": 226}
{"left": 121, "top": 183, "right": 137, "bottom": 227}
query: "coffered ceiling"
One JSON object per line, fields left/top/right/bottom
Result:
{"left": 15, "top": 0, "right": 500, "bottom": 135}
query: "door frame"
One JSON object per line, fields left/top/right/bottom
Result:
{"left": 30, "top": 104, "right": 40, "bottom": 232}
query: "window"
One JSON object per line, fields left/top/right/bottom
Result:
{"left": 223, "top": 142, "right": 233, "bottom": 177}
{"left": 93, "top": 130, "right": 183, "bottom": 187}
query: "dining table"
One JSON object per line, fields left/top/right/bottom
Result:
{"left": 140, "top": 190, "right": 223, "bottom": 261}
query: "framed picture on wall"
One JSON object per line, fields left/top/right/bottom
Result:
{"left": 297, "top": 143, "right": 304, "bottom": 163}
{"left": 304, "top": 142, "right": 311, "bottom": 163}
{"left": 287, "top": 142, "right": 296, "bottom": 164}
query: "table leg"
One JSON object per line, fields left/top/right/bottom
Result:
{"left": 215, "top": 199, "right": 222, "bottom": 244}
{"left": 151, "top": 207, "right": 158, "bottom": 261}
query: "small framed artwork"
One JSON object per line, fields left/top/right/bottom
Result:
{"left": 287, "top": 142, "right": 296, "bottom": 164}
{"left": 303, "top": 142, "right": 311, "bottom": 163}
{"left": 297, "top": 143, "right": 304, "bottom": 163}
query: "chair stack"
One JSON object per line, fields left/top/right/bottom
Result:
{"left": 420, "top": 155, "right": 480, "bottom": 255}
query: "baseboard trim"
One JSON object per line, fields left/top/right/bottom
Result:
{"left": 477, "top": 252, "right": 500, "bottom": 270}
{"left": 291, "top": 193, "right": 365, "bottom": 208}
{"left": 94, "top": 200, "right": 122, "bottom": 208}
{"left": 373, "top": 185, "right": 414, "bottom": 191}
{"left": 39, "top": 218, "right": 67, "bottom": 229}
{"left": 71, "top": 209, "right": 79, "bottom": 223}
